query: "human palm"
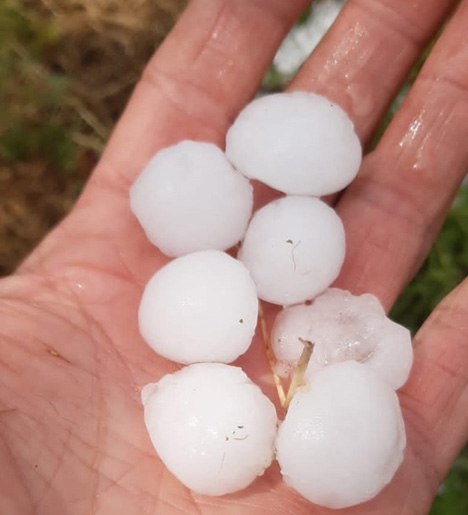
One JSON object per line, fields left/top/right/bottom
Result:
{"left": 2, "top": 1, "right": 468, "bottom": 513}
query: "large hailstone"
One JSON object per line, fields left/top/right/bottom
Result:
{"left": 139, "top": 250, "right": 258, "bottom": 364}
{"left": 225, "top": 91, "right": 361, "bottom": 196}
{"left": 271, "top": 288, "right": 413, "bottom": 390}
{"left": 142, "top": 363, "right": 278, "bottom": 495}
{"left": 238, "top": 196, "right": 345, "bottom": 306}
{"left": 276, "top": 361, "right": 406, "bottom": 509}
{"left": 130, "top": 140, "right": 253, "bottom": 257}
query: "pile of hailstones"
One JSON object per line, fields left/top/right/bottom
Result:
{"left": 130, "top": 92, "right": 413, "bottom": 510}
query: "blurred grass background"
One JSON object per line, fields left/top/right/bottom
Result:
{"left": 0, "top": 0, "right": 467, "bottom": 512}
{"left": 0, "top": 0, "right": 187, "bottom": 273}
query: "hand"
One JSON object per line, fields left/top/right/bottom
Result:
{"left": 1, "top": 1, "right": 467, "bottom": 513}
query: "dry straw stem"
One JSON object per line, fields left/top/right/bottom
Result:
{"left": 258, "top": 301, "right": 287, "bottom": 407}
{"left": 284, "top": 338, "right": 314, "bottom": 409}
{"left": 259, "top": 302, "right": 315, "bottom": 410}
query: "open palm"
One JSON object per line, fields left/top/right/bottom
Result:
{"left": 1, "top": 1, "right": 468, "bottom": 513}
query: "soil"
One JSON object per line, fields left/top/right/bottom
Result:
{"left": 0, "top": 0, "right": 188, "bottom": 275}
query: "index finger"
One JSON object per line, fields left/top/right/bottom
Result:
{"left": 18, "top": 0, "right": 309, "bottom": 274}
{"left": 335, "top": 0, "right": 468, "bottom": 309}
{"left": 94, "top": 0, "right": 311, "bottom": 186}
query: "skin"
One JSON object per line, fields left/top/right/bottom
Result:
{"left": 1, "top": 0, "right": 468, "bottom": 513}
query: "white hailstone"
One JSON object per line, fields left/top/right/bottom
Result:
{"left": 238, "top": 196, "right": 345, "bottom": 306}
{"left": 142, "top": 363, "right": 278, "bottom": 496}
{"left": 130, "top": 140, "right": 253, "bottom": 257}
{"left": 138, "top": 250, "right": 258, "bottom": 364}
{"left": 225, "top": 91, "right": 361, "bottom": 196}
{"left": 276, "top": 361, "right": 406, "bottom": 509}
{"left": 271, "top": 288, "right": 413, "bottom": 390}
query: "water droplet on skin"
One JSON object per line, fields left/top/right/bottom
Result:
{"left": 397, "top": 109, "right": 435, "bottom": 172}
{"left": 398, "top": 114, "right": 424, "bottom": 148}
{"left": 72, "top": 282, "right": 86, "bottom": 297}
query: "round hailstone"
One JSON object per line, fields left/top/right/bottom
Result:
{"left": 225, "top": 91, "right": 361, "bottom": 196}
{"left": 130, "top": 140, "right": 253, "bottom": 257}
{"left": 138, "top": 250, "right": 258, "bottom": 364}
{"left": 142, "top": 363, "right": 278, "bottom": 495}
{"left": 271, "top": 288, "right": 413, "bottom": 390}
{"left": 276, "top": 361, "right": 406, "bottom": 509}
{"left": 238, "top": 196, "right": 345, "bottom": 306}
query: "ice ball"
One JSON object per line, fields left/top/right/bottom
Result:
{"left": 238, "top": 196, "right": 345, "bottom": 305}
{"left": 142, "top": 363, "right": 278, "bottom": 495}
{"left": 130, "top": 140, "right": 253, "bottom": 257}
{"left": 226, "top": 92, "right": 361, "bottom": 196}
{"left": 271, "top": 288, "right": 413, "bottom": 389}
{"left": 139, "top": 250, "right": 258, "bottom": 364}
{"left": 276, "top": 361, "right": 406, "bottom": 509}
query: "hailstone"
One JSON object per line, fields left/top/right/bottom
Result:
{"left": 276, "top": 361, "right": 406, "bottom": 509}
{"left": 271, "top": 288, "right": 413, "bottom": 389}
{"left": 130, "top": 140, "right": 253, "bottom": 257}
{"left": 225, "top": 91, "right": 361, "bottom": 196}
{"left": 238, "top": 196, "right": 345, "bottom": 305}
{"left": 139, "top": 250, "right": 258, "bottom": 364}
{"left": 142, "top": 363, "right": 278, "bottom": 495}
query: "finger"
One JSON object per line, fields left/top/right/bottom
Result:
{"left": 399, "top": 277, "right": 468, "bottom": 495}
{"left": 266, "top": 0, "right": 458, "bottom": 211}
{"left": 289, "top": 0, "right": 459, "bottom": 143}
{"left": 93, "top": 0, "right": 311, "bottom": 187}
{"left": 18, "top": 0, "right": 310, "bottom": 274}
{"left": 335, "top": 0, "right": 468, "bottom": 309}
{"left": 22, "top": 0, "right": 456, "bottom": 278}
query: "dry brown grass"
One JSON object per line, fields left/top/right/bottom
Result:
{"left": 0, "top": 0, "right": 188, "bottom": 275}
{"left": 39, "top": 0, "right": 188, "bottom": 142}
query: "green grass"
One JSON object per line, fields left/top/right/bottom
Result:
{"left": 431, "top": 446, "right": 468, "bottom": 515}
{"left": 391, "top": 186, "right": 468, "bottom": 332}
{"left": 393, "top": 186, "right": 468, "bottom": 514}
{"left": 0, "top": 0, "right": 77, "bottom": 171}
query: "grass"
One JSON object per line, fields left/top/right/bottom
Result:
{"left": 0, "top": 0, "right": 186, "bottom": 274}
{"left": 0, "top": 1, "right": 75, "bottom": 168}
{"left": 0, "top": 1, "right": 467, "bottom": 512}
{"left": 391, "top": 186, "right": 468, "bottom": 333}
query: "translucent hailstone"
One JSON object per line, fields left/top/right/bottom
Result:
{"left": 271, "top": 288, "right": 413, "bottom": 390}
{"left": 276, "top": 361, "right": 406, "bottom": 509}
{"left": 238, "top": 196, "right": 345, "bottom": 306}
{"left": 225, "top": 91, "right": 361, "bottom": 196}
{"left": 139, "top": 250, "right": 258, "bottom": 364}
{"left": 142, "top": 363, "right": 278, "bottom": 495}
{"left": 130, "top": 140, "right": 253, "bottom": 257}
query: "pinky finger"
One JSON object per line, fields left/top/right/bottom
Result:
{"left": 399, "top": 276, "right": 468, "bottom": 497}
